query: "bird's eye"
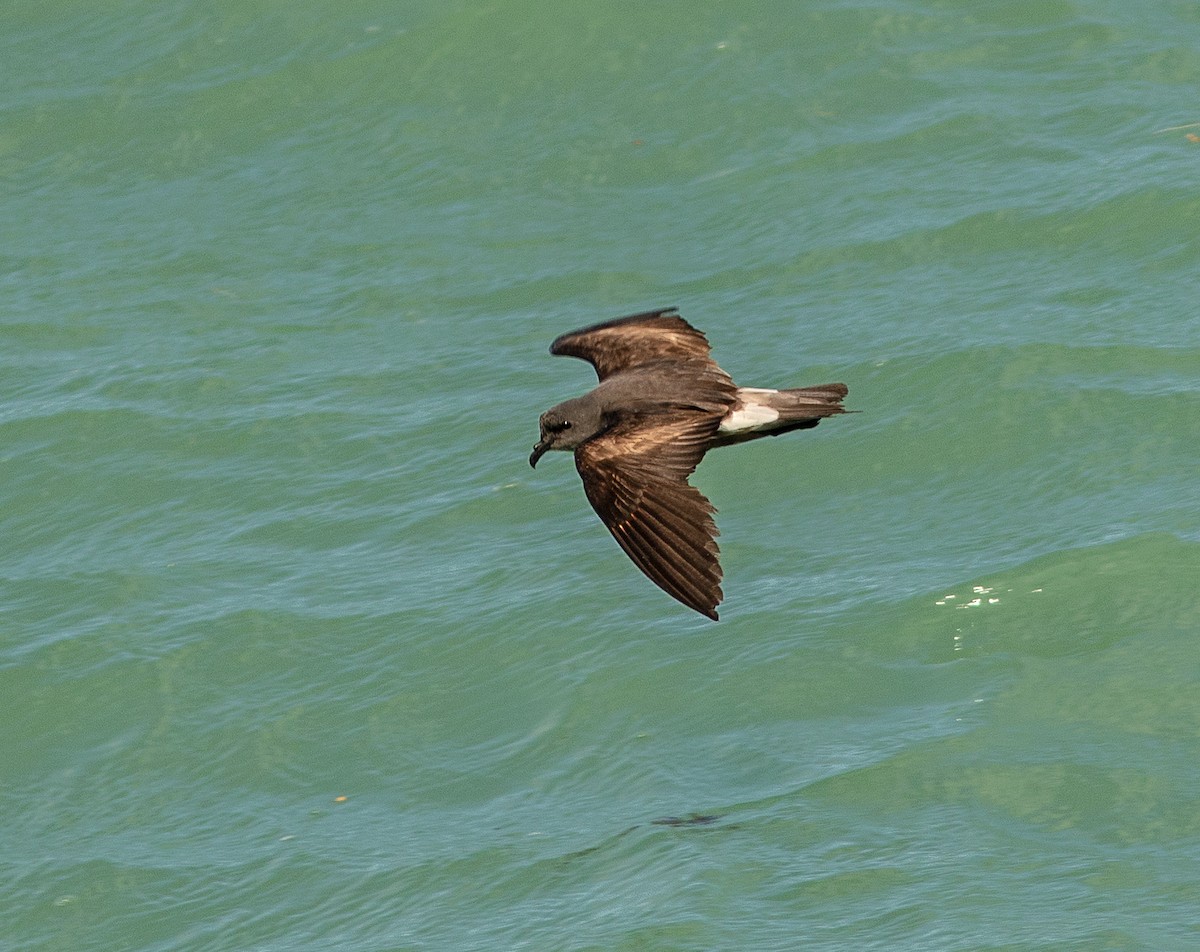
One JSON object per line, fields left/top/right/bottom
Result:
{"left": 561, "top": 421, "right": 572, "bottom": 430}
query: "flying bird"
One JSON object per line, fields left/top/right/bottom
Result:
{"left": 529, "top": 307, "right": 849, "bottom": 620}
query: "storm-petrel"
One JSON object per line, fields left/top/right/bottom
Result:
{"left": 529, "top": 307, "right": 848, "bottom": 620}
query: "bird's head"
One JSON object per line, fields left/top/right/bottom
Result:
{"left": 529, "top": 398, "right": 601, "bottom": 467}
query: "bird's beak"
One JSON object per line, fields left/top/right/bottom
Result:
{"left": 529, "top": 440, "right": 549, "bottom": 468}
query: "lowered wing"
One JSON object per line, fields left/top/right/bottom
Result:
{"left": 574, "top": 412, "right": 723, "bottom": 620}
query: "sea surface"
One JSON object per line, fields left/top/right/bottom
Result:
{"left": 3, "top": 1, "right": 1199, "bottom": 949}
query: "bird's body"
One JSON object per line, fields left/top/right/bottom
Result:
{"left": 529, "top": 307, "right": 848, "bottom": 620}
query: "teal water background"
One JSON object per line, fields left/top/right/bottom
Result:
{"left": 3, "top": 2, "right": 1200, "bottom": 949}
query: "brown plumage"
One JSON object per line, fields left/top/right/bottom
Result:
{"left": 529, "top": 308, "right": 848, "bottom": 620}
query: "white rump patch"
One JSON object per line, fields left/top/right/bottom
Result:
{"left": 719, "top": 401, "right": 780, "bottom": 434}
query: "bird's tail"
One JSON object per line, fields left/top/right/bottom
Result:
{"left": 774, "top": 382, "right": 848, "bottom": 415}
{"left": 713, "top": 383, "right": 849, "bottom": 446}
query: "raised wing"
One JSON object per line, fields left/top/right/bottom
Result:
{"left": 550, "top": 307, "right": 717, "bottom": 381}
{"left": 574, "top": 413, "right": 723, "bottom": 620}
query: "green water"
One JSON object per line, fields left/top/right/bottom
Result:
{"left": 3, "top": 1, "right": 1199, "bottom": 949}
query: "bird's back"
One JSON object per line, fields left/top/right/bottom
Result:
{"left": 592, "top": 361, "right": 737, "bottom": 419}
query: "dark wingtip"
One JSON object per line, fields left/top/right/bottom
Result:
{"left": 549, "top": 306, "right": 683, "bottom": 356}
